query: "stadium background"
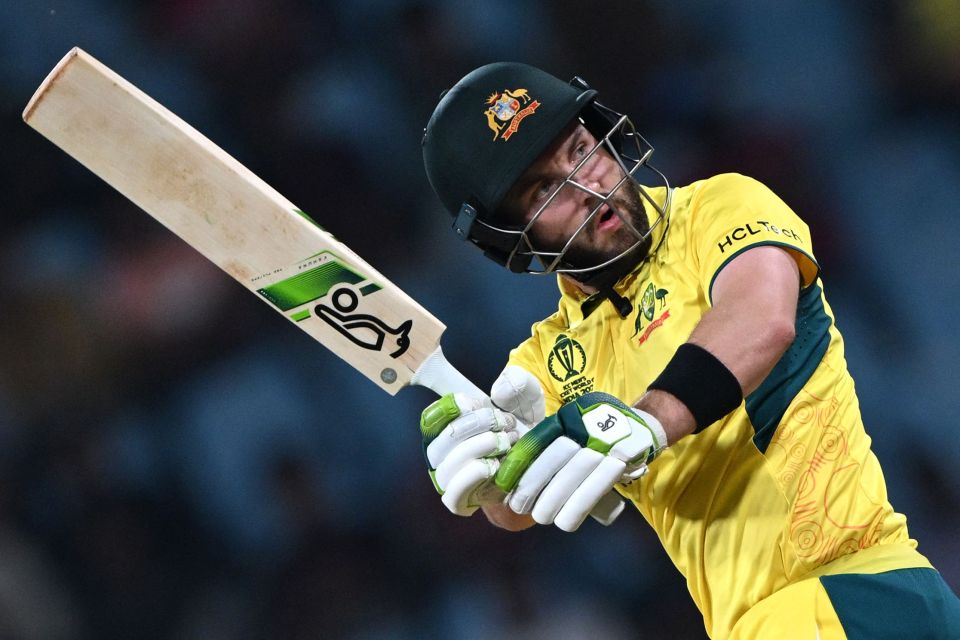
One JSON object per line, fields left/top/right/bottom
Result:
{"left": 1, "top": 1, "right": 958, "bottom": 638}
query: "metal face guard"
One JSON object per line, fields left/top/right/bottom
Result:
{"left": 505, "top": 114, "right": 671, "bottom": 276}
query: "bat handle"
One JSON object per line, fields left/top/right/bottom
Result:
{"left": 411, "top": 346, "right": 625, "bottom": 527}
{"left": 410, "top": 345, "right": 486, "bottom": 397}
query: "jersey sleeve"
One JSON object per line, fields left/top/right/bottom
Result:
{"left": 506, "top": 329, "right": 564, "bottom": 416}
{"left": 690, "top": 173, "right": 820, "bottom": 303}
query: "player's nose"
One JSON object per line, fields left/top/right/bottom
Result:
{"left": 577, "top": 188, "right": 605, "bottom": 222}
{"left": 574, "top": 177, "right": 604, "bottom": 208}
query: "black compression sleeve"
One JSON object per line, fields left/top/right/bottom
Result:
{"left": 647, "top": 343, "right": 743, "bottom": 432}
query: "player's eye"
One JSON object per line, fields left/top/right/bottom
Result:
{"left": 533, "top": 180, "right": 556, "bottom": 202}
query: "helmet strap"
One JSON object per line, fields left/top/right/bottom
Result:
{"left": 571, "top": 247, "right": 647, "bottom": 318}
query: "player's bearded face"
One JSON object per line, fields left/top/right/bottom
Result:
{"left": 504, "top": 122, "right": 652, "bottom": 276}
{"left": 556, "top": 184, "right": 651, "bottom": 272}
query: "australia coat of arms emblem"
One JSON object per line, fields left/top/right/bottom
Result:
{"left": 484, "top": 88, "right": 540, "bottom": 141}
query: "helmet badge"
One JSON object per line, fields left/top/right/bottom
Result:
{"left": 484, "top": 88, "right": 540, "bottom": 141}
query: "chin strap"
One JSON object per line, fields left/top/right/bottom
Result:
{"left": 576, "top": 248, "right": 645, "bottom": 319}
{"left": 580, "top": 285, "right": 633, "bottom": 318}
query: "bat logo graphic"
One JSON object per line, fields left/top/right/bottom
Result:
{"left": 315, "top": 286, "right": 412, "bottom": 358}
{"left": 598, "top": 414, "right": 618, "bottom": 432}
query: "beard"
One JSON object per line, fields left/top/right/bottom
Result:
{"left": 550, "top": 184, "right": 653, "bottom": 286}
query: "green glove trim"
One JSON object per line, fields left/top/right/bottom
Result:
{"left": 428, "top": 468, "right": 443, "bottom": 494}
{"left": 566, "top": 392, "right": 637, "bottom": 453}
{"left": 420, "top": 394, "right": 461, "bottom": 443}
{"left": 495, "top": 393, "right": 625, "bottom": 492}
{"left": 572, "top": 392, "right": 633, "bottom": 415}
{"left": 556, "top": 401, "right": 590, "bottom": 446}
{"left": 494, "top": 414, "right": 563, "bottom": 492}
{"left": 585, "top": 433, "right": 614, "bottom": 454}
{"left": 496, "top": 391, "right": 660, "bottom": 492}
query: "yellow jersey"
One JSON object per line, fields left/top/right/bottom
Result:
{"left": 506, "top": 173, "right": 930, "bottom": 639}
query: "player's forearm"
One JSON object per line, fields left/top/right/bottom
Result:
{"left": 636, "top": 295, "right": 794, "bottom": 444}
{"left": 687, "top": 248, "right": 798, "bottom": 396}
{"left": 633, "top": 389, "right": 697, "bottom": 445}
{"left": 636, "top": 247, "right": 800, "bottom": 443}
{"left": 633, "top": 320, "right": 793, "bottom": 446}
{"left": 687, "top": 302, "right": 796, "bottom": 397}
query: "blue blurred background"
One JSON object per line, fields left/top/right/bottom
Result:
{"left": 1, "top": 1, "right": 958, "bottom": 638}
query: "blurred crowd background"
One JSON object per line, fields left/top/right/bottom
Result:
{"left": 1, "top": 1, "right": 958, "bottom": 638}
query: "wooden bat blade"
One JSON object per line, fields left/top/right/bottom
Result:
{"left": 23, "top": 47, "right": 446, "bottom": 395}
{"left": 22, "top": 48, "right": 625, "bottom": 525}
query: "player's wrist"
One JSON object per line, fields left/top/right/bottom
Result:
{"left": 647, "top": 342, "right": 743, "bottom": 432}
{"left": 482, "top": 503, "right": 537, "bottom": 531}
{"left": 576, "top": 401, "right": 666, "bottom": 466}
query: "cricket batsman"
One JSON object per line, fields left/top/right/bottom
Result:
{"left": 418, "top": 62, "right": 960, "bottom": 638}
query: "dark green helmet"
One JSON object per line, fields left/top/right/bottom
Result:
{"left": 422, "top": 62, "right": 597, "bottom": 270}
{"left": 423, "top": 62, "right": 670, "bottom": 278}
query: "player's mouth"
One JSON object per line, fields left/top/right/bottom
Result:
{"left": 595, "top": 204, "right": 621, "bottom": 233}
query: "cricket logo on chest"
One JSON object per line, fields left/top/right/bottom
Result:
{"left": 632, "top": 281, "right": 670, "bottom": 346}
{"left": 547, "top": 334, "right": 595, "bottom": 404}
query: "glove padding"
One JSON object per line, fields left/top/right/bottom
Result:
{"left": 489, "top": 364, "right": 546, "bottom": 427}
{"left": 494, "top": 391, "right": 668, "bottom": 532}
{"left": 421, "top": 392, "right": 520, "bottom": 516}
{"left": 420, "top": 365, "right": 543, "bottom": 516}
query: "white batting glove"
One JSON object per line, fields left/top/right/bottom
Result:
{"left": 494, "top": 392, "right": 667, "bottom": 532}
{"left": 489, "top": 364, "right": 546, "bottom": 428}
{"left": 420, "top": 365, "right": 545, "bottom": 516}
{"left": 419, "top": 365, "right": 541, "bottom": 516}
{"left": 420, "top": 392, "right": 520, "bottom": 516}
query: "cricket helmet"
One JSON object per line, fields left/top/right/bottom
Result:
{"left": 422, "top": 62, "right": 669, "bottom": 275}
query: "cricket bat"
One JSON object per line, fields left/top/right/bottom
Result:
{"left": 22, "top": 47, "right": 623, "bottom": 524}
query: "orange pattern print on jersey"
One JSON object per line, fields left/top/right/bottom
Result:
{"left": 769, "top": 389, "right": 885, "bottom": 570}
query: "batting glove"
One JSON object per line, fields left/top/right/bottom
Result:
{"left": 420, "top": 365, "right": 542, "bottom": 516}
{"left": 494, "top": 392, "right": 668, "bottom": 532}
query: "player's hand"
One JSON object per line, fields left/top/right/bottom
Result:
{"left": 494, "top": 392, "right": 668, "bottom": 532}
{"left": 419, "top": 365, "right": 546, "bottom": 516}
{"left": 488, "top": 364, "right": 547, "bottom": 427}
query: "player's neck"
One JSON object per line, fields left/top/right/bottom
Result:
{"left": 562, "top": 273, "right": 596, "bottom": 295}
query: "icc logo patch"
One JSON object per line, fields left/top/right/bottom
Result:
{"left": 549, "top": 334, "right": 595, "bottom": 402}
{"left": 484, "top": 88, "right": 540, "bottom": 141}
{"left": 548, "top": 334, "right": 586, "bottom": 382}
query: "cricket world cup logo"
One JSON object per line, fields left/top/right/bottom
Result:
{"left": 547, "top": 334, "right": 587, "bottom": 382}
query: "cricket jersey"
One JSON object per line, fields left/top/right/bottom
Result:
{"left": 506, "top": 173, "right": 932, "bottom": 639}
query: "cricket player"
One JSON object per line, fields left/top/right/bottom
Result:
{"left": 418, "top": 62, "right": 960, "bottom": 639}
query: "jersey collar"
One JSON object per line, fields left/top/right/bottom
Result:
{"left": 557, "top": 186, "right": 672, "bottom": 322}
